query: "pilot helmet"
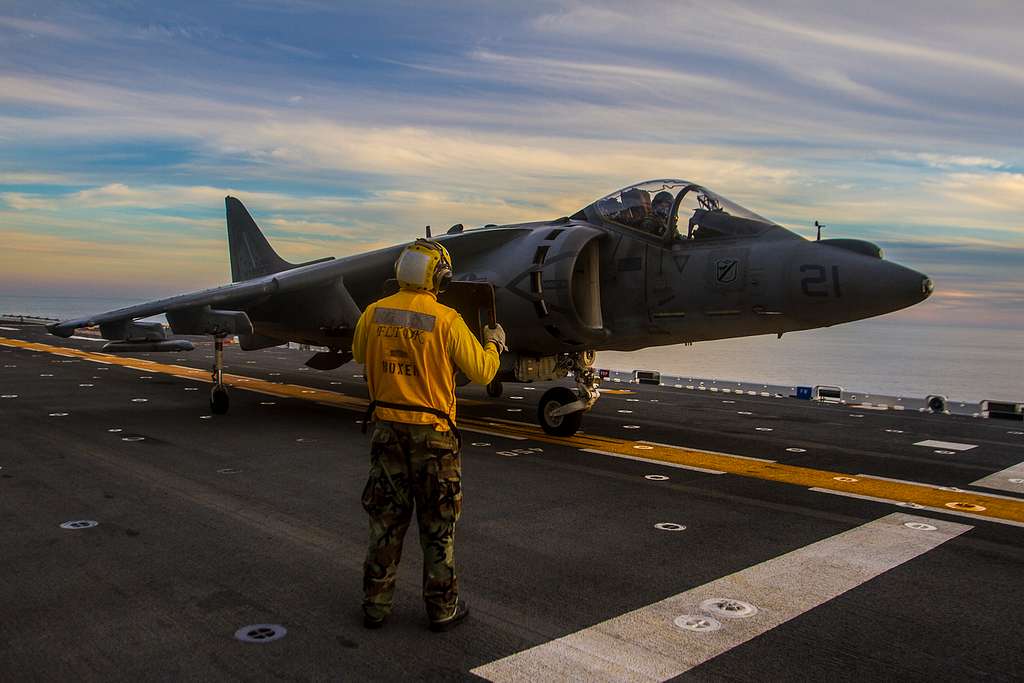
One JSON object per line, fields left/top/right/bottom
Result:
{"left": 395, "top": 238, "right": 453, "bottom": 293}
{"left": 652, "top": 191, "right": 673, "bottom": 216}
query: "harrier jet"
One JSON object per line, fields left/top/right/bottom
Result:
{"left": 48, "top": 179, "right": 933, "bottom": 435}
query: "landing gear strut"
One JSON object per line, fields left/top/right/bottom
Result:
{"left": 209, "top": 334, "right": 230, "bottom": 414}
{"left": 538, "top": 351, "right": 599, "bottom": 436}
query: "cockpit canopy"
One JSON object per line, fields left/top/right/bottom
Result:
{"left": 577, "top": 179, "right": 775, "bottom": 243}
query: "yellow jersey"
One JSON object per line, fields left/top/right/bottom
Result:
{"left": 352, "top": 289, "right": 500, "bottom": 431}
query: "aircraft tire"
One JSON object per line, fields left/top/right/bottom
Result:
{"left": 210, "top": 386, "right": 230, "bottom": 415}
{"left": 538, "top": 387, "right": 583, "bottom": 436}
{"left": 486, "top": 379, "right": 503, "bottom": 398}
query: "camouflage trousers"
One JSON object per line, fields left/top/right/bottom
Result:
{"left": 361, "top": 421, "right": 462, "bottom": 622}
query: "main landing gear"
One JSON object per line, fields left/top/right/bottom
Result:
{"left": 210, "top": 334, "right": 230, "bottom": 414}
{"left": 537, "top": 351, "right": 600, "bottom": 437}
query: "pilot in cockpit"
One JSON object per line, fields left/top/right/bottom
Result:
{"left": 639, "top": 190, "right": 674, "bottom": 237}
{"left": 614, "top": 188, "right": 651, "bottom": 228}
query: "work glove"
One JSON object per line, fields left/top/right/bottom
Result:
{"left": 483, "top": 323, "right": 507, "bottom": 354}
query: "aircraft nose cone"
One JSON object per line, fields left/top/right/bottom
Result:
{"left": 921, "top": 276, "right": 934, "bottom": 298}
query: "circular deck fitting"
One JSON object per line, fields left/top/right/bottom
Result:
{"left": 234, "top": 624, "right": 287, "bottom": 643}
{"left": 899, "top": 502, "right": 925, "bottom": 509}
{"left": 674, "top": 615, "right": 722, "bottom": 633}
{"left": 833, "top": 476, "right": 858, "bottom": 482}
{"left": 645, "top": 474, "right": 669, "bottom": 481}
{"left": 121, "top": 436, "right": 145, "bottom": 442}
{"left": 904, "top": 522, "right": 937, "bottom": 531}
{"left": 654, "top": 522, "right": 686, "bottom": 531}
{"left": 700, "top": 598, "right": 758, "bottom": 619}
{"left": 131, "top": 398, "right": 148, "bottom": 403}
{"left": 755, "top": 427, "right": 773, "bottom": 432}
{"left": 471, "top": 442, "right": 491, "bottom": 447}
{"left": 633, "top": 444, "right": 654, "bottom": 450}
{"left": 622, "top": 425, "right": 640, "bottom": 429}
{"left": 618, "top": 410, "right": 633, "bottom": 414}
{"left": 946, "top": 502, "right": 986, "bottom": 512}
{"left": 785, "top": 447, "right": 807, "bottom": 453}
{"left": 934, "top": 449, "right": 956, "bottom": 455}
{"left": 217, "top": 468, "right": 243, "bottom": 475}
{"left": 60, "top": 520, "right": 98, "bottom": 530}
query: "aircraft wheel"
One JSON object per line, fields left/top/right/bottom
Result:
{"left": 210, "top": 386, "right": 230, "bottom": 415}
{"left": 538, "top": 387, "right": 583, "bottom": 436}
{"left": 486, "top": 379, "right": 503, "bottom": 398}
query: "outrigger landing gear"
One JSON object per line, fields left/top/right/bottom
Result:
{"left": 209, "top": 334, "right": 230, "bottom": 415}
{"left": 538, "top": 350, "right": 600, "bottom": 436}
{"left": 486, "top": 379, "right": 503, "bottom": 398}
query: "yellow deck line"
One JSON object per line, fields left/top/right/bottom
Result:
{"left": 4, "top": 335, "right": 1024, "bottom": 525}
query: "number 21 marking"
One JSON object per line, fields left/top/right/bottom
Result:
{"left": 800, "top": 264, "right": 842, "bottom": 297}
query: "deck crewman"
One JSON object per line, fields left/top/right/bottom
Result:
{"left": 352, "top": 238, "right": 506, "bottom": 631}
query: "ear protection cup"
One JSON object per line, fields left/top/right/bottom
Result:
{"left": 402, "top": 238, "right": 453, "bottom": 293}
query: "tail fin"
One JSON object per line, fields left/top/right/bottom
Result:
{"left": 225, "top": 196, "right": 295, "bottom": 282}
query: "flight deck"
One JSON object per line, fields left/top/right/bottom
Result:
{"left": 1, "top": 322, "right": 1022, "bottom": 681}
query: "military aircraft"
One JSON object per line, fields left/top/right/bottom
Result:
{"left": 48, "top": 179, "right": 933, "bottom": 436}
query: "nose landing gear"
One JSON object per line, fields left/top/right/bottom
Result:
{"left": 537, "top": 351, "right": 600, "bottom": 436}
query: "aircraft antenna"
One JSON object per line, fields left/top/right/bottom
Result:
{"left": 425, "top": 225, "right": 432, "bottom": 238}
{"left": 814, "top": 220, "right": 826, "bottom": 241}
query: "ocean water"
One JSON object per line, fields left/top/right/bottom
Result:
{"left": 1, "top": 295, "right": 1019, "bottom": 402}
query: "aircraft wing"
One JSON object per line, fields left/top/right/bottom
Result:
{"left": 47, "top": 257, "right": 352, "bottom": 341}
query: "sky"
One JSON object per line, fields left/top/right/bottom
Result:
{"left": 1, "top": 0, "right": 1022, "bottom": 328}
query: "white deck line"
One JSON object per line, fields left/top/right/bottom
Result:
{"left": 463, "top": 426, "right": 527, "bottom": 441}
{"left": 580, "top": 448, "right": 725, "bottom": 474}
{"left": 810, "top": 488, "right": 1024, "bottom": 528}
{"left": 0, "top": 326, "right": 20, "bottom": 331}
{"left": 970, "top": 461, "right": 1024, "bottom": 494}
{"left": 471, "top": 513, "right": 969, "bottom": 682}
{"left": 913, "top": 439, "right": 977, "bottom": 451}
